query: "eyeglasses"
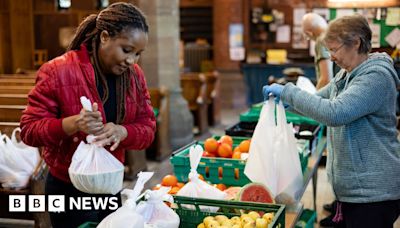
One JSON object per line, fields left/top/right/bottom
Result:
{"left": 327, "top": 43, "right": 345, "bottom": 56}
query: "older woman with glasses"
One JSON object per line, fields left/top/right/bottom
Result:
{"left": 263, "top": 14, "right": 400, "bottom": 228}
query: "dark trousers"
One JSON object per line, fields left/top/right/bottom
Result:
{"left": 335, "top": 199, "right": 400, "bottom": 228}
{"left": 45, "top": 172, "right": 121, "bottom": 228}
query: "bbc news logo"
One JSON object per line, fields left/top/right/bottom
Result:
{"left": 9, "top": 195, "right": 119, "bottom": 212}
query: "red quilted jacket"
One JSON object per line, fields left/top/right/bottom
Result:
{"left": 20, "top": 45, "right": 156, "bottom": 183}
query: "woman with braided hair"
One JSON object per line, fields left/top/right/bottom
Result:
{"left": 20, "top": 2, "right": 155, "bottom": 227}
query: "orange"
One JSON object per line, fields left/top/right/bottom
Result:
{"left": 239, "top": 140, "right": 251, "bottom": 153}
{"left": 217, "top": 143, "right": 232, "bottom": 158}
{"left": 233, "top": 146, "right": 240, "bottom": 153}
{"left": 219, "top": 135, "right": 233, "bottom": 147}
{"left": 216, "top": 183, "right": 227, "bottom": 191}
{"left": 161, "top": 175, "right": 178, "bottom": 187}
{"left": 198, "top": 174, "right": 205, "bottom": 181}
{"left": 232, "top": 151, "right": 242, "bottom": 159}
{"left": 202, "top": 151, "right": 216, "bottom": 157}
{"left": 218, "top": 167, "right": 223, "bottom": 178}
{"left": 176, "top": 182, "right": 185, "bottom": 188}
{"left": 234, "top": 168, "right": 239, "bottom": 179}
{"left": 168, "top": 186, "right": 180, "bottom": 195}
{"left": 204, "top": 138, "right": 219, "bottom": 154}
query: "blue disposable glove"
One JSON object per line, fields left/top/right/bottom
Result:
{"left": 262, "top": 83, "right": 284, "bottom": 103}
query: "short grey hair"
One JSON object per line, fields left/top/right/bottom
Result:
{"left": 323, "top": 14, "right": 371, "bottom": 54}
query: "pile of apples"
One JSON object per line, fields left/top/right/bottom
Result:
{"left": 202, "top": 135, "right": 251, "bottom": 159}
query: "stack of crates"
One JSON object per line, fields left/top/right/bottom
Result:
{"left": 170, "top": 135, "right": 310, "bottom": 186}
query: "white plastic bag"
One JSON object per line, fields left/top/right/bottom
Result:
{"left": 68, "top": 96, "right": 124, "bottom": 194}
{"left": 136, "top": 187, "right": 180, "bottom": 228}
{"left": 68, "top": 135, "right": 124, "bottom": 194}
{"left": 0, "top": 132, "right": 40, "bottom": 189}
{"left": 244, "top": 99, "right": 303, "bottom": 204}
{"left": 176, "top": 145, "right": 226, "bottom": 212}
{"left": 296, "top": 76, "right": 316, "bottom": 94}
{"left": 274, "top": 101, "right": 303, "bottom": 204}
{"left": 98, "top": 172, "right": 154, "bottom": 228}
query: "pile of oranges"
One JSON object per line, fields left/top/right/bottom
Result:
{"left": 153, "top": 174, "right": 205, "bottom": 195}
{"left": 153, "top": 174, "right": 183, "bottom": 194}
{"left": 203, "top": 135, "right": 251, "bottom": 159}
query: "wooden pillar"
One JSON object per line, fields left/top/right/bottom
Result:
{"left": 9, "top": 0, "right": 34, "bottom": 72}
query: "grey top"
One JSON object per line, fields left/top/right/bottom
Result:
{"left": 281, "top": 52, "right": 400, "bottom": 203}
{"left": 314, "top": 36, "right": 332, "bottom": 82}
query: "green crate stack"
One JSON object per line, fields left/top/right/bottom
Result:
{"left": 79, "top": 195, "right": 286, "bottom": 228}
{"left": 170, "top": 135, "right": 309, "bottom": 187}
{"left": 173, "top": 195, "right": 286, "bottom": 228}
{"left": 240, "top": 103, "right": 319, "bottom": 126}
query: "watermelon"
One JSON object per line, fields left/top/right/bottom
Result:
{"left": 236, "top": 183, "right": 275, "bottom": 204}
{"left": 223, "top": 186, "right": 241, "bottom": 200}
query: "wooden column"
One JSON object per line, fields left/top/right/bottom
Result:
{"left": 9, "top": 0, "right": 34, "bottom": 72}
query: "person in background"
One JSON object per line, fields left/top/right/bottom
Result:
{"left": 302, "top": 12, "right": 334, "bottom": 90}
{"left": 302, "top": 12, "right": 338, "bottom": 226}
{"left": 20, "top": 3, "right": 156, "bottom": 227}
{"left": 263, "top": 14, "right": 400, "bottom": 228}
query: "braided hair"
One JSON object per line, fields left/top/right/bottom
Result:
{"left": 67, "top": 2, "right": 148, "bottom": 124}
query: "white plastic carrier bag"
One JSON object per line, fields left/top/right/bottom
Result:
{"left": 176, "top": 144, "right": 226, "bottom": 212}
{"left": 244, "top": 99, "right": 303, "bottom": 204}
{"left": 136, "top": 187, "right": 180, "bottom": 228}
{"left": 0, "top": 131, "right": 40, "bottom": 189}
{"left": 98, "top": 172, "right": 154, "bottom": 228}
{"left": 68, "top": 96, "right": 124, "bottom": 194}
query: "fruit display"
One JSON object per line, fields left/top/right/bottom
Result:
{"left": 172, "top": 195, "right": 285, "bottom": 228}
{"left": 196, "top": 211, "right": 275, "bottom": 228}
{"left": 202, "top": 135, "right": 251, "bottom": 159}
{"left": 170, "top": 136, "right": 253, "bottom": 186}
{"left": 153, "top": 174, "right": 206, "bottom": 195}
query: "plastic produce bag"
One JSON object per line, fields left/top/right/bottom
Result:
{"left": 68, "top": 96, "right": 124, "bottom": 194}
{"left": 296, "top": 76, "right": 316, "bottom": 94}
{"left": 136, "top": 187, "right": 180, "bottom": 228}
{"left": 176, "top": 145, "right": 226, "bottom": 212}
{"left": 244, "top": 99, "right": 303, "bottom": 204}
{"left": 0, "top": 132, "right": 40, "bottom": 189}
{"left": 98, "top": 172, "right": 154, "bottom": 228}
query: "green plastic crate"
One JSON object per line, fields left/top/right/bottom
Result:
{"left": 170, "top": 135, "right": 252, "bottom": 187}
{"left": 173, "top": 195, "right": 285, "bottom": 228}
{"left": 240, "top": 108, "right": 319, "bottom": 126}
{"left": 153, "top": 108, "right": 159, "bottom": 117}
{"left": 170, "top": 136, "right": 309, "bottom": 186}
{"left": 79, "top": 195, "right": 286, "bottom": 228}
{"left": 295, "top": 209, "right": 317, "bottom": 228}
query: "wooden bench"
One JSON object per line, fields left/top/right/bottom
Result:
{"left": 203, "top": 71, "right": 220, "bottom": 126}
{"left": 0, "top": 86, "right": 33, "bottom": 94}
{"left": 0, "top": 105, "right": 25, "bottom": 122}
{"left": 181, "top": 72, "right": 208, "bottom": 134}
{"left": 0, "top": 78, "right": 36, "bottom": 86}
{"left": 146, "top": 87, "right": 170, "bottom": 161}
{"left": 0, "top": 94, "right": 28, "bottom": 105}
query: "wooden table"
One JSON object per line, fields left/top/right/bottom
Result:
{"left": 285, "top": 136, "right": 327, "bottom": 228}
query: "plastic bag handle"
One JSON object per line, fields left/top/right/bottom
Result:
{"left": 11, "top": 127, "right": 21, "bottom": 143}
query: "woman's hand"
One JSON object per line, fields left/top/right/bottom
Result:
{"left": 93, "top": 123, "right": 128, "bottom": 151}
{"left": 75, "top": 103, "right": 104, "bottom": 135}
